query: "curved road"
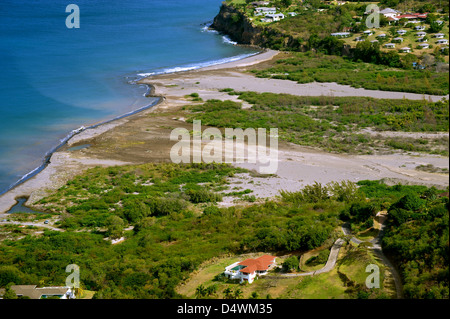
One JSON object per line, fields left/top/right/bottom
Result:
{"left": 278, "top": 214, "right": 403, "bottom": 298}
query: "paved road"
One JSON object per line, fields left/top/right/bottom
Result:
{"left": 280, "top": 238, "right": 345, "bottom": 277}
{"left": 276, "top": 215, "right": 403, "bottom": 299}
{"left": 341, "top": 220, "right": 403, "bottom": 299}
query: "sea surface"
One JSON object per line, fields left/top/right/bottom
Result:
{"left": 0, "top": 0, "right": 259, "bottom": 194}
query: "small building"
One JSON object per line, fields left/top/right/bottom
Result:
{"left": 287, "top": 12, "right": 297, "bottom": 17}
{"left": 434, "top": 33, "right": 445, "bottom": 39}
{"left": 436, "top": 39, "right": 449, "bottom": 45}
{"left": 354, "top": 36, "right": 364, "bottom": 42}
{"left": 396, "top": 29, "right": 407, "bottom": 35}
{"left": 400, "top": 46, "right": 411, "bottom": 53}
{"left": 0, "top": 285, "right": 76, "bottom": 299}
{"left": 379, "top": 8, "right": 401, "bottom": 19}
{"left": 363, "top": 30, "right": 373, "bottom": 36}
{"left": 416, "top": 31, "right": 427, "bottom": 37}
{"left": 330, "top": 32, "right": 351, "bottom": 38}
{"left": 370, "top": 39, "right": 379, "bottom": 43}
{"left": 417, "top": 37, "right": 428, "bottom": 42}
{"left": 265, "top": 13, "right": 285, "bottom": 21}
{"left": 415, "top": 25, "right": 426, "bottom": 30}
{"left": 376, "top": 33, "right": 386, "bottom": 38}
{"left": 254, "top": 7, "right": 276, "bottom": 16}
{"left": 418, "top": 43, "right": 429, "bottom": 49}
{"left": 224, "top": 255, "right": 276, "bottom": 284}
{"left": 384, "top": 43, "right": 396, "bottom": 48}
{"left": 392, "top": 37, "right": 404, "bottom": 43}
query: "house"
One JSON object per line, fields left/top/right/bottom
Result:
{"left": 0, "top": 285, "right": 76, "bottom": 299}
{"left": 265, "top": 13, "right": 284, "bottom": 21}
{"left": 330, "top": 32, "right": 351, "bottom": 38}
{"left": 355, "top": 36, "right": 365, "bottom": 42}
{"left": 287, "top": 12, "right": 297, "bottom": 17}
{"left": 224, "top": 255, "right": 276, "bottom": 284}
{"left": 397, "top": 13, "right": 427, "bottom": 20}
{"left": 376, "top": 33, "right": 386, "bottom": 38}
{"left": 379, "top": 8, "right": 401, "bottom": 19}
{"left": 416, "top": 31, "right": 427, "bottom": 37}
{"left": 417, "top": 37, "right": 428, "bottom": 42}
{"left": 384, "top": 43, "right": 396, "bottom": 48}
{"left": 254, "top": 7, "right": 276, "bottom": 16}
{"left": 415, "top": 25, "right": 426, "bottom": 31}
{"left": 434, "top": 33, "right": 445, "bottom": 39}
{"left": 436, "top": 39, "right": 449, "bottom": 45}
{"left": 370, "top": 39, "right": 379, "bottom": 43}
{"left": 400, "top": 46, "right": 411, "bottom": 53}
{"left": 392, "top": 37, "right": 404, "bottom": 42}
{"left": 418, "top": 43, "right": 429, "bottom": 49}
{"left": 363, "top": 30, "right": 373, "bottom": 36}
{"left": 397, "top": 29, "right": 407, "bottom": 35}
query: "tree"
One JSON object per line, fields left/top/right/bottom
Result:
{"left": 105, "top": 215, "right": 124, "bottom": 239}
{"left": 2, "top": 284, "right": 18, "bottom": 299}
{"left": 223, "top": 287, "right": 234, "bottom": 299}
{"left": 428, "top": 21, "right": 443, "bottom": 33}
{"left": 234, "top": 288, "right": 243, "bottom": 299}
{"left": 195, "top": 284, "right": 207, "bottom": 299}
{"left": 282, "top": 256, "right": 299, "bottom": 272}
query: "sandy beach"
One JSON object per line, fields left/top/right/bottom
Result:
{"left": 0, "top": 49, "right": 448, "bottom": 216}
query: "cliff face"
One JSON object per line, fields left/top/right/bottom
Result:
{"left": 211, "top": 4, "right": 305, "bottom": 51}
{"left": 212, "top": 4, "right": 264, "bottom": 46}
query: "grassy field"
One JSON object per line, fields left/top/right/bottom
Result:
{"left": 251, "top": 51, "right": 449, "bottom": 95}
{"left": 185, "top": 94, "right": 449, "bottom": 156}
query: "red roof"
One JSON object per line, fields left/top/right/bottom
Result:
{"left": 397, "top": 13, "right": 427, "bottom": 19}
{"left": 238, "top": 255, "right": 275, "bottom": 274}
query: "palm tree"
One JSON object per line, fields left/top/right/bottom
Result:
{"left": 195, "top": 284, "right": 207, "bottom": 299}
{"left": 234, "top": 288, "right": 243, "bottom": 299}
{"left": 223, "top": 287, "right": 233, "bottom": 299}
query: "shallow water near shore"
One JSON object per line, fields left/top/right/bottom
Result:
{"left": 0, "top": 0, "right": 259, "bottom": 194}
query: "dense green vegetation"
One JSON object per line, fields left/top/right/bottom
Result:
{"left": 0, "top": 161, "right": 447, "bottom": 299}
{"left": 0, "top": 163, "right": 342, "bottom": 298}
{"left": 252, "top": 52, "right": 449, "bottom": 95}
{"left": 355, "top": 180, "right": 449, "bottom": 299}
{"left": 185, "top": 95, "right": 449, "bottom": 155}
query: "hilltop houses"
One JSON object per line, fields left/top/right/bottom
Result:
{"left": 224, "top": 255, "right": 276, "bottom": 284}
{"left": 331, "top": 32, "right": 351, "bottom": 38}
{"left": 254, "top": 7, "right": 276, "bottom": 16}
{"left": 400, "top": 46, "right": 411, "bottom": 53}
{"left": 385, "top": 43, "right": 396, "bottom": 48}
{"left": 379, "top": 8, "right": 401, "bottom": 19}
{"left": 436, "top": 39, "right": 449, "bottom": 45}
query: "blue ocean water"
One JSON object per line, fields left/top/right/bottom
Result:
{"left": 0, "top": 0, "right": 259, "bottom": 194}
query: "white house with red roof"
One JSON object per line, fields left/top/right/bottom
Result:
{"left": 224, "top": 255, "right": 276, "bottom": 284}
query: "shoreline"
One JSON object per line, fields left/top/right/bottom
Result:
{"left": 0, "top": 48, "right": 274, "bottom": 199}
{"left": 0, "top": 49, "right": 279, "bottom": 214}
{"left": 0, "top": 48, "right": 449, "bottom": 215}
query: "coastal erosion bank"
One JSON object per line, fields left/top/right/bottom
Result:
{"left": 0, "top": 49, "right": 449, "bottom": 215}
